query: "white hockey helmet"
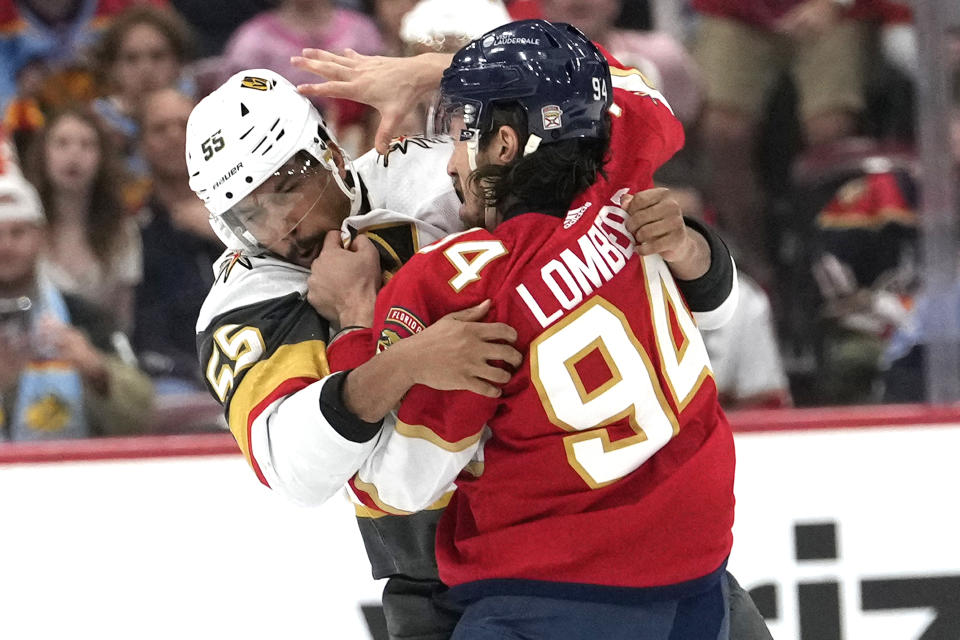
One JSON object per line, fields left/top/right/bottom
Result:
{"left": 186, "top": 69, "right": 360, "bottom": 251}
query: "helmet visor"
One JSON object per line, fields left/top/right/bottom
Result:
{"left": 431, "top": 95, "right": 484, "bottom": 142}
{"left": 216, "top": 153, "right": 331, "bottom": 251}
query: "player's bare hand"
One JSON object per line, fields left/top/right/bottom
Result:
{"left": 776, "top": 0, "right": 842, "bottom": 40}
{"left": 622, "top": 188, "right": 693, "bottom": 262}
{"left": 404, "top": 300, "right": 521, "bottom": 398}
{"left": 292, "top": 49, "right": 451, "bottom": 155}
{"left": 308, "top": 230, "right": 382, "bottom": 327}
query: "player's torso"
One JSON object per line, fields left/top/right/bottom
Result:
{"left": 424, "top": 200, "right": 734, "bottom": 587}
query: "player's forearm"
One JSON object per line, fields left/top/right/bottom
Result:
{"left": 341, "top": 339, "right": 418, "bottom": 423}
{"left": 673, "top": 217, "right": 738, "bottom": 329}
{"left": 411, "top": 53, "right": 454, "bottom": 94}
{"left": 664, "top": 228, "right": 711, "bottom": 281}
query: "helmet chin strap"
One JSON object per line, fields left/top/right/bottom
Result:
{"left": 467, "top": 136, "right": 479, "bottom": 172}
{"left": 324, "top": 144, "right": 362, "bottom": 216}
{"left": 483, "top": 204, "right": 498, "bottom": 231}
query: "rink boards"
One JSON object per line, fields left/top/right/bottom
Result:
{"left": 1, "top": 406, "right": 958, "bottom": 640}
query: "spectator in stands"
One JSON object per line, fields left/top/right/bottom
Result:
{"left": 222, "top": 0, "right": 383, "bottom": 156}
{"left": 882, "top": 71, "right": 960, "bottom": 403}
{"left": 692, "top": 0, "right": 870, "bottom": 284}
{"left": 811, "top": 161, "right": 919, "bottom": 404}
{"left": 390, "top": 0, "right": 511, "bottom": 136}
{"left": 169, "top": 0, "right": 275, "bottom": 58}
{"left": 91, "top": 4, "right": 195, "bottom": 204}
{"left": 539, "top": 0, "right": 703, "bottom": 125}
{"left": 373, "top": 0, "right": 420, "bottom": 56}
{"left": 400, "top": 0, "right": 511, "bottom": 56}
{"left": 704, "top": 270, "right": 793, "bottom": 409}
{"left": 24, "top": 108, "right": 142, "bottom": 332}
{"left": 0, "top": 0, "right": 167, "bottom": 112}
{"left": 133, "top": 88, "right": 220, "bottom": 394}
{"left": 657, "top": 174, "right": 792, "bottom": 408}
{"left": 0, "top": 171, "right": 153, "bottom": 442}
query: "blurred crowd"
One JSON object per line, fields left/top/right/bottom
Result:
{"left": 0, "top": 0, "right": 954, "bottom": 443}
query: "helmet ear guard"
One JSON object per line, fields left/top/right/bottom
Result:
{"left": 186, "top": 69, "right": 360, "bottom": 251}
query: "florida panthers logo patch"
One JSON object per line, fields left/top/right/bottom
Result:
{"left": 385, "top": 306, "right": 425, "bottom": 335}
{"left": 541, "top": 105, "right": 563, "bottom": 130}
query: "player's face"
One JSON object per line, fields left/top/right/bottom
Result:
{"left": 446, "top": 114, "right": 494, "bottom": 229}
{"left": 228, "top": 156, "right": 350, "bottom": 267}
{"left": 45, "top": 114, "right": 100, "bottom": 195}
{"left": 0, "top": 221, "right": 44, "bottom": 290}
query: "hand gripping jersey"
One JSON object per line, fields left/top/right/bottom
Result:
{"left": 195, "top": 136, "right": 462, "bottom": 495}
{"left": 342, "top": 64, "right": 736, "bottom": 593}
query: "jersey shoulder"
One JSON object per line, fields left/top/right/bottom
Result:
{"left": 393, "top": 221, "right": 551, "bottom": 301}
{"left": 196, "top": 250, "right": 309, "bottom": 333}
{"left": 375, "top": 227, "right": 512, "bottom": 327}
{"left": 196, "top": 249, "right": 328, "bottom": 411}
{"left": 604, "top": 62, "right": 685, "bottom": 179}
{"left": 353, "top": 136, "right": 463, "bottom": 245}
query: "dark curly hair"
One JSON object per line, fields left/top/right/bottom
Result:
{"left": 24, "top": 108, "right": 127, "bottom": 263}
{"left": 468, "top": 102, "right": 611, "bottom": 220}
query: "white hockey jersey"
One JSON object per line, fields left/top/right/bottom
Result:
{"left": 195, "top": 136, "right": 462, "bottom": 499}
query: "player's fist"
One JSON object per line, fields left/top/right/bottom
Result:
{"left": 308, "top": 231, "right": 382, "bottom": 327}
{"left": 622, "top": 187, "right": 694, "bottom": 263}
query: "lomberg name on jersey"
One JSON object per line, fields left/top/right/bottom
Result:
{"left": 516, "top": 190, "right": 637, "bottom": 329}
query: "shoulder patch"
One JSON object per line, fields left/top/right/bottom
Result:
{"left": 385, "top": 306, "right": 425, "bottom": 335}
{"left": 217, "top": 250, "right": 254, "bottom": 283}
{"left": 379, "top": 135, "right": 448, "bottom": 167}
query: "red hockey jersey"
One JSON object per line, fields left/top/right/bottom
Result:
{"left": 347, "top": 66, "right": 735, "bottom": 590}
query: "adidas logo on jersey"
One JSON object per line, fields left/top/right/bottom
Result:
{"left": 563, "top": 202, "right": 591, "bottom": 229}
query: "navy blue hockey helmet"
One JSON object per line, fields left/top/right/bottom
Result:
{"left": 433, "top": 19, "right": 612, "bottom": 154}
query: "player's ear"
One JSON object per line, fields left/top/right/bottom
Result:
{"left": 494, "top": 125, "right": 520, "bottom": 165}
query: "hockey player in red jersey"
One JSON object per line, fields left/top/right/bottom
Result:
{"left": 307, "top": 20, "right": 743, "bottom": 640}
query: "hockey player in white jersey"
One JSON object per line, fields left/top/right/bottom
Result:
{"left": 189, "top": 69, "right": 519, "bottom": 640}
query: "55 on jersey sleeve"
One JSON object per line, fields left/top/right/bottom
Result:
{"left": 197, "top": 291, "right": 330, "bottom": 485}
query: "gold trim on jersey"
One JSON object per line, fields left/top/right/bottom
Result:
{"left": 530, "top": 297, "right": 680, "bottom": 489}
{"left": 395, "top": 418, "right": 485, "bottom": 452}
{"left": 353, "top": 490, "right": 454, "bottom": 519}
{"left": 563, "top": 336, "right": 624, "bottom": 406}
{"left": 610, "top": 65, "right": 658, "bottom": 89}
{"left": 641, "top": 261, "right": 712, "bottom": 414}
{"left": 362, "top": 221, "right": 421, "bottom": 252}
{"left": 227, "top": 339, "right": 329, "bottom": 464}
{"left": 661, "top": 279, "right": 690, "bottom": 363}
{"left": 463, "top": 461, "right": 485, "bottom": 477}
